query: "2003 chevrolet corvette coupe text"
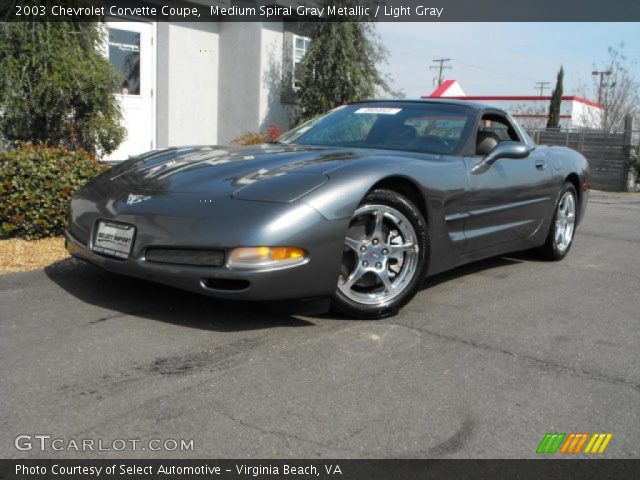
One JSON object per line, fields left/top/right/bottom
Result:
{"left": 66, "top": 100, "right": 589, "bottom": 318}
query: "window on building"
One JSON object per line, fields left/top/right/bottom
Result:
{"left": 108, "top": 28, "right": 141, "bottom": 95}
{"left": 292, "top": 34, "right": 311, "bottom": 88}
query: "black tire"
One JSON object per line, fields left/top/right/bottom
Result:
{"left": 537, "top": 182, "right": 578, "bottom": 261}
{"left": 330, "top": 188, "right": 429, "bottom": 319}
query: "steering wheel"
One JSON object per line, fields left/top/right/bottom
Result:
{"left": 430, "top": 136, "right": 450, "bottom": 148}
{"left": 420, "top": 135, "right": 450, "bottom": 152}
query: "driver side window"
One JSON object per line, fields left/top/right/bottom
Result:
{"left": 476, "top": 113, "right": 521, "bottom": 156}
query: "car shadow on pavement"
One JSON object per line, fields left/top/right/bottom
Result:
{"left": 44, "top": 258, "right": 316, "bottom": 332}
{"left": 421, "top": 254, "right": 528, "bottom": 290}
{"left": 322, "top": 254, "right": 532, "bottom": 320}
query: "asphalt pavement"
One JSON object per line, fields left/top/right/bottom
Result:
{"left": 1, "top": 191, "right": 639, "bottom": 458}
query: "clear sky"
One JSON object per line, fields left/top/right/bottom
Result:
{"left": 377, "top": 22, "right": 640, "bottom": 100}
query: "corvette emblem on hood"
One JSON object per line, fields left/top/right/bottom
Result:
{"left": 126, "top": 194, "right": 151, "bottom": 205}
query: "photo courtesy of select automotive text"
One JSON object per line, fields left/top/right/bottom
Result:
{"left": 1, "top": 0, "right": 640, "bottom": 478}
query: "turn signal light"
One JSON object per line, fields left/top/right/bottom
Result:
{"left": 227, "top": 247, "right": 306, "bottom": 269}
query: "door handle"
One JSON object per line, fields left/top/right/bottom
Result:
{"left": 535, "top": 159, "right": 546, "bottom": 170}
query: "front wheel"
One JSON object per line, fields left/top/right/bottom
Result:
{"left": 537, "top": 182, "right": 578, "bottom": 260}
{"left": 331, "top": 189, "right": 429, "bottom": 319}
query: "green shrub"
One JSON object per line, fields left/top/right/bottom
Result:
{"left": 0, "top": 144, "right": 106, "bottom": 240}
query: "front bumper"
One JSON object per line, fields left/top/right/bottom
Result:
{"left": 65, "top": 196, "right": 348, "bottom": 301}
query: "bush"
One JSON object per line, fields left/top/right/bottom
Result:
{"left": 232, "top": 124, "right": 283, "bottom": 146}
{"left": 0, "top": 22, "right": 125, "bottom": 154}
{"left": 0, "top": 144, "right": 106, "bottom": 240}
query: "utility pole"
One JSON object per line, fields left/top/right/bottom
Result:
{"left": 430, "top": 58, "right": 452, "bottom": 87}
{"left": 592, "top": 70, "right": 612, "bottom": 104}
{"left": 535, "top": 82, "right": 551, "bottom": 96}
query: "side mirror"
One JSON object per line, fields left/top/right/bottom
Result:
{"left": 471, "top": 141, "right": 532, "bottom": 174}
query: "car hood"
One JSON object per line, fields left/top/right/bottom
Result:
{"left": 102, "top": 144, "right": 368, "bottom": 200}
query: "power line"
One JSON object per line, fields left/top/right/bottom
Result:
{"left": 430, "top": 58, "right": 452, "bottom": 87}
{"left": 454, "top": 59, "right": 539, "bottom": 84}
{"left": 535, "top": 81, "right": 551, "bottom": 96}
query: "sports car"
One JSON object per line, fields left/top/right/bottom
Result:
{"left": 66, "top": 100, "right": 589, "bottom": 318}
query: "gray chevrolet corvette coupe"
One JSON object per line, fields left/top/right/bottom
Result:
{"left": 66, "top": 100, "right": 589, "bottom": 318}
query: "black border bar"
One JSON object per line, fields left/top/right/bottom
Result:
{"left": 2, "top": 0, "right": 640, "bottom": 22}
{"left": 2, "top": 459, "right": 640, "bottom": 480}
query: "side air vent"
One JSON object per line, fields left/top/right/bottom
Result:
{"left": 145, "top": 248, "right": 225, "bottom": 267}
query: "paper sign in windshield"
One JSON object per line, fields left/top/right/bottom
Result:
{"left": 355, "top": 107, "right": 402, "bottom": 115}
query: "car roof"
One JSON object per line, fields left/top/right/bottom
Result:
{"left": 350, "top": 98, "right": 503, "bottom": 113}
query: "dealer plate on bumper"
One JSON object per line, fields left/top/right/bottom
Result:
{"left": 93, "top": 221, "right": 136, "bottom": 259}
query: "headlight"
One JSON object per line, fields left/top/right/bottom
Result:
{"left": 226, "top": 247, "right": 306, "bottom": 269}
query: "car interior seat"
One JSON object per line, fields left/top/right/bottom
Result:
{"left": 475, "top": 130, "right": 501, "bottom": 156}
{"left": 385, "top": 125, "right": 418, "bottom": 147}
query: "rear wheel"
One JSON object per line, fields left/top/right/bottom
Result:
{"left": 331, "top": 189, "right": 429, "bottom": 319}
{"left": 538, "top": 182, "right": 578, "bottom": 260}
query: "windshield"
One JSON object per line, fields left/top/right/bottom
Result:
{"left": 278, "top": 103, "right": 474, "bottom": 155}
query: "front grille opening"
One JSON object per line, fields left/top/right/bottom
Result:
{"left": 145, "top": 248, "right": 225, "bottom": 267}
{"left": 202, "top": 278, "right": 250, "bottom": 291}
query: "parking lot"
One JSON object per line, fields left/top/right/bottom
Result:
{"left": 1, "top": 191, "right": 639, "bottom": 458}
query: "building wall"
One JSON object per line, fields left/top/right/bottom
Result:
{"left": 427, "top": 82, "right": 604, "bottom": 130}
{"left": 156, "top": 22, "right": 170, "bottom": 148}
{"left": 156, "top": 22, "right": 220, "bottom": 148}
{"left": 572, "top": 101, "right": 604, "bottom": 128}
{"left": 259, "top": 22, "right": 295, "bottom": 134}
{"left": 155, "top": 20, "right": 298, "bottom": 149}
{"left": 217, "top": 22, "right": 294, "bottom": 145}
{"left": 449, "top": 98, "right": 602, "bottom": 130}
{"left": 217, "top": 22, "right": 262, "bottom": 145}
{"left": 505, "top": 99, "right": 573, "bottom": 130}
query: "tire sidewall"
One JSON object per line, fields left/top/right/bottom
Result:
{"left": 549, "top": 183, "right": 578, "bottom": 259}
{"left": 331, "top": 189, "right": 429, "bottom": 319}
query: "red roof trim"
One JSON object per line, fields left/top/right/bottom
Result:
{"left": 429, "top": 80, "right": 456, "bottom": 98}
{"left": 421, "top": 94, "right": 604, "bottom": 109}
{"left": 570, "top": 96, "right": 604, "bottom": 109}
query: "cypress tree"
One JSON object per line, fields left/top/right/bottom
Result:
{"left": 547, "top": 66, "right": 564, "bottom": 129}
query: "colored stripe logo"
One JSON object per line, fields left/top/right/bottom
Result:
{"left": 537, "top": 433, "right": 612, "bottom": 454}
{"left": 537, "top": 433, "right": 565, "bottom": 453}
{"left": 584, "top": 433, "right": 613, "bottom": 454}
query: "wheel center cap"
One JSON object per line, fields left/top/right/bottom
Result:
{"left": 363, "top": 244, "right": 387, "bottom": 266}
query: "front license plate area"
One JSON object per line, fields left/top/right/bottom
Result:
{"left": 93, "top": 221, "right": 136, "bottom": 260}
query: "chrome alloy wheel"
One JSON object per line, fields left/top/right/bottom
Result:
{"left": 337, "top": 204, "right": 419, "bottom": 306}
{"left": 554, "top": 191, "right": 576, "bottom": 253}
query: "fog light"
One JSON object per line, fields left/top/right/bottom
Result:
{"left": 227, "top": 247, "right": 306, "bottom": 269}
